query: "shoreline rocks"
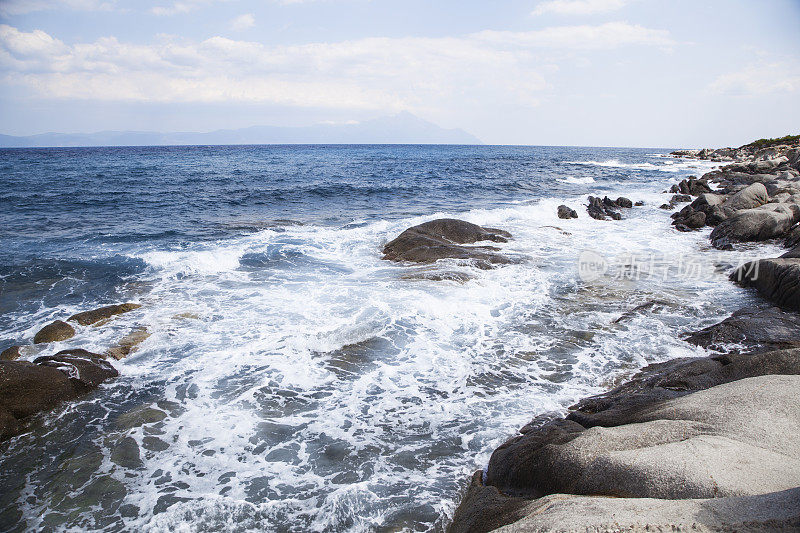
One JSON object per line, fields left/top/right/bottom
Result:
{"left": 68, "top": 303, "right": 142, "bottom": 326}
{"left": 382, "top": 218, "right": 513, "bottom": 266}
{"left": 33, "top": 320, "right": 75, "bottom": 344}
{"left": 556, "top": 205, "right": 578, "bottom": 219}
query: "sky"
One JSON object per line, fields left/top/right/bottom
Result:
{"left": 0, "top": 0, "right": 798, "bottom": 147}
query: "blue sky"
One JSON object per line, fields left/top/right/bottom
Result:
{"left": 1, "top": 0, "right": 798, "bottom": 146}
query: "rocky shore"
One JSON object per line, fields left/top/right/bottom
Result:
{"left": 448, "top": 136, "right": 800, "bottom": 532}
{"left": 0, "top": 303, "right": 146, "bottom": 441}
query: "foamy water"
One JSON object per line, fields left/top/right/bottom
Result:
{"left": 0, "top": 147, "right": 771, "bottom": 531}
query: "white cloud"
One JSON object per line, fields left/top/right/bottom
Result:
{"left": 150, "top": 0, "right": 222, "bottom": 16}
{"left": 0, "top": 22, "right": 674, "bottom": 110}
{"left": 0, "top": 0, "right": 116, "bottom": 16}
{"left": 229, "top": 13, "right": 255, "bottom": 31}
{"left": 532, "top": 0, "right": 630, "bottom": 16}
{"left": 708, "top": 62, "right": 800, "bottom": 96}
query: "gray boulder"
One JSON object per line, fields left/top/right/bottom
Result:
{"left": 684, "top": 306, "right": 800, "bottom": 353}
{"left": 720, "top": 182, "right": 768, "bottom": 212}
{"left": 382, "top": 219, "right": 512, "bottom": 265}
{"left": 731, "top": 257, "right": 800, "bottom": 311}
{"left": 710, "top": 203, "right": 800, "bottom": 248}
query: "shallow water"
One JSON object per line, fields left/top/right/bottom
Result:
{"left": 0, "top": 145, "right": 776, "bottom": 532}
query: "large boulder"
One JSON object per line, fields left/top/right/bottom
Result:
{"left": 684, "top": 306, "right": 800, "bottom": 353}
{"left": 586, "top": 196, "right": 622, "bottom": 220}
{"left": 68, "top": 303, "right": 142, "bottom": 326}
{"left": 720, "top": 182, "right": 769, "bottom": 212}
{"left": 382, "top": 219, "right": 512, "bottom": 265}
{"left": 0, "top": 351, "right": 117, "bottom": 440}
{"left": 489, "top": 488, "right": 800, "bottom": 532}
{"left": 731, "top": 257, "right": 800, "bottom": 311}
{"left": 451, "top": 370, "right": 800, "bottom": 533}
{"left": 33, "top": 320, "right": 75, "bottom": 344}
{"left": 709, "top": 203, "right": 800, "bottom": 248}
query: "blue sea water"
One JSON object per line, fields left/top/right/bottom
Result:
{"left": 0, "top": 145, "right": 774, "bottom": 532}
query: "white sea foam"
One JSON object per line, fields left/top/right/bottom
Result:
{"left": 557, "top": 175, "right": 595, "bottom": 184}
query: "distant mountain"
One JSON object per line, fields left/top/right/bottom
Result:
{"left": 0, "top": 112, "right": 481, "bottom": 147}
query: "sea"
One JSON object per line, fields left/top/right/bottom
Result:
{"left": 0, "top": 145, "right": 780, "bottom": 532}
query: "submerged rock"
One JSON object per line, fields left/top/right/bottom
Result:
{"left": 382, "top": 219, "right": 512, "bottom": 265}
{"left": 68, "top": 303, "right": 142, "bottom": 326}
{"left": 33, "top": 320, "right": 76, "bottom": 344}
{"left": 556, "top": 205, "right": 578, "bottom": 219}
{"left": 105, "top": 327, "right": 150, "bottom": 360}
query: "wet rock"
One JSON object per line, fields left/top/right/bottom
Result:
{"left": 382, "top": 219, "right": 512, "bottom": 265}
{"left": 556, "top": 205, "right": 578, "bottom": 219}
{"left": 105, "top": 327, "right": 150, "bottom": 360}
{"left": 710, "top": 203, "right": 800, "bottom": 248}
{"left": 634, "top": 200, "right": 645, "bottom": 206}
{"left": 115, "top": 405, "right": 168, "bottom": 430}
{"left": 586, "top": 196, "right": 622, "bottom": 220}
{"left": 612, "top": 300, "right": 676, "bottom": 324}
{"left": 400, "top": 271, "right": 473, "bottom": 283}
{"left": 68, "top": 303, "right": 142, "bottom": 326}
{"left": 615, "top": 197, "right": 633, "bottom": 208}
{"left": 659, "top": 203, "right": 674, "bottom": 210}
{"left": 720, "top": 182, "right": 769, "bottom": 212}
{"left": 110, "top": 437, "right": 143, "bottom": 469}
{"left": 685, "top": 306, "right": 800, "bottom": 353}
{"left": 0, "top": 353, "right": 117, "bottom": 440}
{"left": 0, "top": 345, "right": 21, "bottom": 361}
{"left": 33, "top": 320, "right": 75, "bottom": 344}
{"left": 670, "top": 194, "right": 692, "bottom": 203}
{"left": 731, "top": 257, "right": 800, "bottom": 311}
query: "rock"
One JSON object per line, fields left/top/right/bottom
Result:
{"left": 453, "top": 368, "right": 800, "bottom": 532}
{"left": 105, "top": 328, "right": 150, "bottom": 360}
{"left": 710, "top": 203, "right": 800, "bottom": 248}
{"left": 685, "top": 306, "right": 800, "bottom": 354}
{"left": 670, "top": 194, "right": 691, "bottom": 203}
{"left": 382, "top": 219, "right": 512, "bottom": 265}
{"left": 110, "top": 436, "right": 143, "bottom": 469}
{"left": 68, "top": 303, "right": 142, "bottom": 326}
{"left": 659, "top": 203, "right": 674, "bottom": 210}
{"left": 586, "top": 196, "right": 622, "bottom": 220}
{"left": 682, "top": 211, "right": 706, "bottom": 229}
{"left": 489, "top": 488, "right": 800, "bottom": 532}
{"left": 401, "top": 271, "right": 473, "bottom": 283}
{"left": 615, "top": 197, "right": 633, "bottom": 208}
{"left": 731, "top": 257, "right": 800, "bottom": 311}
{"left": 634, "top": 200, "right": 645, "bottom": 206}
{"left": 33, "top": 320, "right": 76, "bottom": 344}
{"left": 720, "top": 182, "right": 769, "bottom": 212}
{"left": 34, "top": 350, "right": 118, "bottom": 389}
{"left": 0, "top": 345, "right": 21, "bottom": 361}
{"left": 0, "top": 353, "right": 116, "bottom": 440}
{"left": 556, "top": 205, "right": 578, "bottom": 219}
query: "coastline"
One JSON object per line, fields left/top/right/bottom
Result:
{"left": 448, "top": 138, "right": 800, "bottom": 532}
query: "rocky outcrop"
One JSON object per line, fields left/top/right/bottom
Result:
{"left": 68, "top": 303, "right": 142, "bottom": 326}
{"left": 0, "top": 351, "right": 118, "bottom": 440}
{"left": 586, "top": 196, "right": 632, "bottom": 220}
{"left": 685, "top": 306, "right": 800, "bottom": 354}
{"left": 449, "top": 351, "right": 800, "bottom": 532}
{"left": 710, "top": 203, "right": 800, "bottom": 248}
{"left": 33, "top": 320, "right": 76, "bottom": 344}
{"left": 382, "top": 219, "right": 512, "bottom": 266}
{"left": 556, "top": 205, "right": 578, "bottom": 219}
{"left": 731, "top": 257, "right": 800, "bottom": 311}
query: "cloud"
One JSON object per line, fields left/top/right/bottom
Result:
{"left": 229, "top": 13, "right": 255, "bottom": 31}
{"left": 532, "top": 0, "right": 630, "bottom": 16}
{"left": 150, "top": 0, "right": 221, "bottom": 16}
{"left": 0, "top": 22, "right": 674, "bottom": 111}
{"left": 0, "top": 0, "right": 116, "bottom": 16}
{"left": 708, "top": 62, "right": 800, "bottom": 96}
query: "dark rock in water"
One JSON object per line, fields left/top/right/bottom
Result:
{"left": 587, "top": 196, "right": 622, "bottom": 220}
{"left": 105, "top": 328, "right": 150, "bottom": 360}
{"left": 556, "top": 205, "right": 578, "bottom": 219}
{"left": 615, "top": 197, "right": 633, "bottom": 208}
{"left": 731, "top": 257, "right": 800, "bottom": 311}
{"left": 0, "top": 351, "right": 118, "bottom": 440}
{"left": 68, "top": 303, "right": 142, "bottom": 326}
{"left": 382, "top": 219, "right": 512, "bottom": 265}
{"left": 683, "top": 211, "right": 706, "bottom": 229}
{"left": 111, "top": 436, "right": 143, "bottom": 469}
{"left": 401, "top": 271, "right": 473, "bottom": 283}
{"left": 34, "top": 350, "right": 118, "bottom": 388}
{"left": 0, "top": 345, "right": 21, "bottom": 361}
{"left": 659, "top": 203, "right": 674, "bottom": 210}
{"left": 612, "top": 300, "right": 676, "bottom": 324}
{"left": 685, "top": 306, "right": 800, "bottom": 354}
{"left": 634, "top": 200, "right": 645, "bottom": 206}
{"left": 448, "top": 471, "right": 531, "bottom": 533}
{"left": 33, "top": 320, "right": 76, "bottom": 344}
{"left": 670, "top": 194, "right": 692, "bottom": 203}
{"left": 710, "top": 203, "right": 800, "bottom": 248}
